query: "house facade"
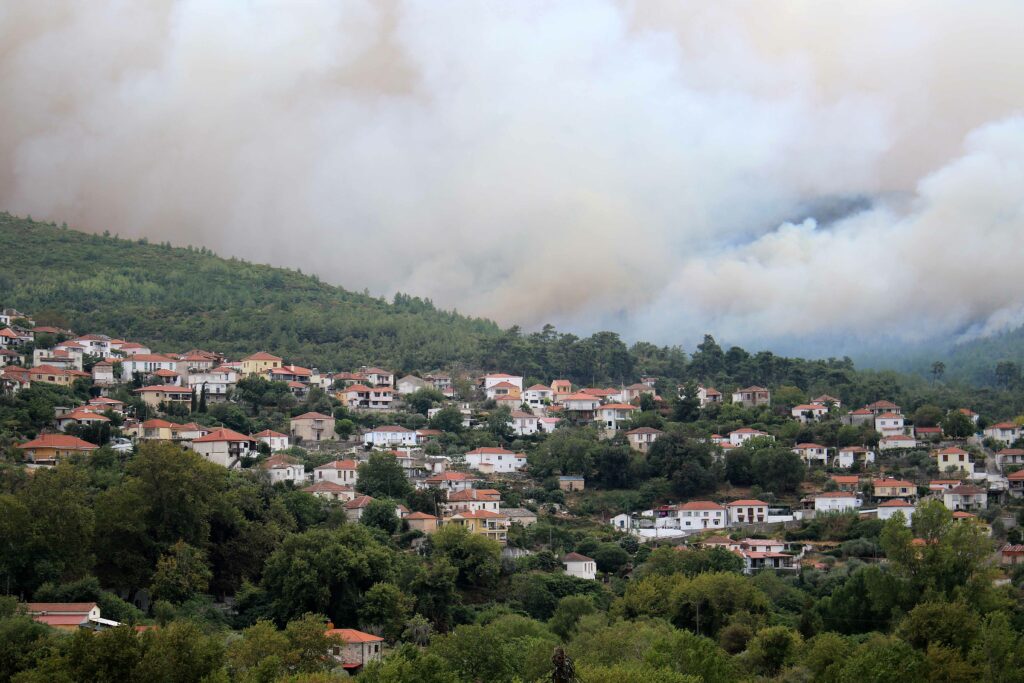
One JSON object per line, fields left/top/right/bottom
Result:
{"left": 290, "top": 412, "right": 336, "bottom": 443}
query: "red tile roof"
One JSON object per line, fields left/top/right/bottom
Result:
{"left": 879, "top": 499, "right": 914, "bottom": 507}
{"left": 18, "top": 434, "right": 98, "bottom": 450}
{"left": 244, "top": 352, "right": 282, "bottom": 361}
{"left": 252, "top": 429, "right": 288, "bottom": 438}
{"left": 316, "top": 459, "right": 359, "bottom": 470}
{"left": 291, "top": 412, "right": 333, "bottom": 420}
{"left": 562, "top": 552, "right": 594, "bottom": 562}
{"left": 326, "top": 627, "right": 384, "bottom": 643}
{"left": 192, "top": 428, "right": 253, "bottom": 443}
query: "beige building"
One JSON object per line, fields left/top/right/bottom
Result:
{"left": 241, "top": 351, "right": 282, "bottom": 377}
{"left": 626, "top": 427, "right": 663, "bottom": 452}
{"left": 558, "top": 476, "right": 585, "bottom": 492}
{"left": 134, "top": 385, "right": 192, "bottom": 411}
{"left": 290, "top": 411, "right": 336, "bottom": 443}
{"left": 406, "top": 511, "right": 441, "bottom": 534}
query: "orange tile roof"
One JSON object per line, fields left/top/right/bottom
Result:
{"left": 18, "top": 434, "right": 98, "bottom": 450}
{"left": 325, "top": 628, "right": 383, "bottom": 643}
{"left": 244, "top": 352, "right": 282, "bottom": 361}
{"left": 291, "top": 412, "right": 333, "bottom": 420}
{"left": 192, "top": 428, "right": 253, "bottom": 443}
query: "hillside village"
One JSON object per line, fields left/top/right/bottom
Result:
{"left": 3, "top": 307, "right": 1023, "bottom": 565}
{"left": 2, "top": 305, "right": 1024, "bottom": 680}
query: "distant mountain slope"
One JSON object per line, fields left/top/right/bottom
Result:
{"left": 0, "top": 213, "right": 499, "bottom": 370}
{"left": 941, "top": 326, "right": 1024, "bottom": 387}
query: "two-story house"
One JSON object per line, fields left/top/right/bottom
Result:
{"left": 726, "top": 499, "right": 768, "bottom": 525}
{"left": 190, "top": 428, "right": 256, "bottom": 468}
{"left": 290, "top": 412, "right": 336, "bottom": 443}
{"left": 626, "top": 426, "right": 663, "bottom": 453}
{"left": 732, "top": 386, "right": 771, "bottom": 408}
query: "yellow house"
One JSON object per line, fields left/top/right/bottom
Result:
{"left": 447, "top": 510, "right": 509, "bottom": 544}
{"left": 933, "top": 447, "right": 975, "bottom": 475}
{"left": 135, "top": 385, "right": 192, "bottom": 411}
{"left": 18, "top": 433, "right": 98, "bottom": 463}
{"left": 241, "top": 352, "right": 283, "bottom": 377}
{"left": 139, "top": 418, "right": 177, "bottom": 440}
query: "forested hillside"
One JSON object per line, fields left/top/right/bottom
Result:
{"left": 0, "top": 214, "right": 498, "bottom": 371}
{"left": 5, "top": 213, "right": 1024, "bottom": 419}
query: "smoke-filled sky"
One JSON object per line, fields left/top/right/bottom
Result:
{"left": 3, "top": 1, "right": 1024, "bottom": 352}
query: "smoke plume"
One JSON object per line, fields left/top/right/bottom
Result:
{"left": 2, "top": 1, "right": 1024, "bottom": 350}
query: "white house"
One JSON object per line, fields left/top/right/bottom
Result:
{"left": 877, "top": 499, "right": 915, "bottom": 525}
{"left": 984, "top": 422, "right": 1021, "bottom": 446}
{"left": 482, "top": 373, "right": 524, "bottom": 393}
{"left": 187, "top": 366, "right": 237, "bottom": 401}
{"left": 835, "top": 446, "right": 875, "bottom": 468}
{"left": 396, "top": 375, "right": 431, "bottom": 395}
{"left": 191, "top": 428, "right": 256, "bottom": 469}
{"left": 120, "top": 354, "right": 179, "bottom": 381}
{"left": 559, "top": 393, "right": 601, "bottom": 416}
{"left": 995, "top": 448, "right": 1024, "bottom": 468}
{"left": 726, "top": 499, "right": 769, "bottom": 525}
{"left": 942, "top": 485, "right": 987, "bottom": 512}
{"left": 791, "top": 404, "right": 828, "bottom": 423}
{"left": 793, "top": 443, "right": 828, "bottom": 466}
{"left": 539, "top": 417, "right": 561, "bottom": 433}
{"left": 252, "top": 429, "right": 290, "bottom": 452}
{"left": 811, "top": 395, "right": 842, "bottom": 408}
{"left": 728, "top": 428, "right": 772, "bottom": 447}
{"left": 313, "top": 459, "right": 359, "bottom": 486}
{"left": 814, "top": 492, "right": 860, "bottom": 512}
{"left": 874, "top": 412, "right": 905, "bottom": 435}
{"left": 656, "top": 501, "right": 727, "bottom": 531}
{"left": 595, "top": 403, "right": 637, "bottom": 431}
{"left": 522, "top": 384, "right": 553, "bottom": 407}
{"left": 510, "top": 410, "right": 540, "bottom": 436}
{"left": 72, "top": 334, "right": 113, "bottom": 357}
{"left": 423, "top": 471, "right": 479, "bottom": 492}
{"left": 696, "top": 385, "right": 723, "bottom": 407}
{"left": 879, "top": 434, "right": 917, "bottom": 451}
{"left": 361, "top": 367, "right": 394, "bottom": 387}
{"left": 364, "top": 425, "right": 419, "bottom": 448}
{"left": 464, "top": 447, "right": 527, "bottom": 473}
{"left": 562, "top": 552, "right": 597, "bottom": 580}
{"left": 445, "top": 488, "right": 502, "bottom": 514}
{"left": 261, "top": 454, "right": 305, "bottom": 484}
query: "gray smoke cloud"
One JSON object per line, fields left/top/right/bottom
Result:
{"left": 2, "top": 1, "right": 1024, "bottom": 350}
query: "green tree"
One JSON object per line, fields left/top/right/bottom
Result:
{"left": 149, "top": 541, "right": 213, "bottom": 604}
{"left": 260, "top": 526, "right": 398, "bottom": 625}
{"left": 427, "top": 525, "right": 501, "bottom": 588}
{"left": 404, "top": 388, "right": 445, "bottom": 415}
{"left": 751, "top": 447, "right": 805, "bottom": 493}
{"left": 548, "top": 595, "right": 596, "bottom": 641}
{"left": 357, "top": 452, "right": 413, "bottom": 499}
{"left": 133, "top": 620, "right": 225, "bottom": 683}
{"left": 747, "top": 626, "right": 802, "bottom": 676}
{"left": 942, "top": 411, "right": 976, "bottom": 438}
{"left": 360, "top": 583, "right": 415, "bottom": 643}
{"left": 428, "top": 406, "right": 464, "bottom": 433}
{"left": 361, "top": 499, "right": 401, "bottom": 534}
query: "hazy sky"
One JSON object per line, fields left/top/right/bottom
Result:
{"left": 3, "top": 1, "right": 1024, "bottom": 351}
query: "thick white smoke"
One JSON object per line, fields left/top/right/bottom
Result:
{"left": 2, "top": 1, "right": 1023, "bottom": 349}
